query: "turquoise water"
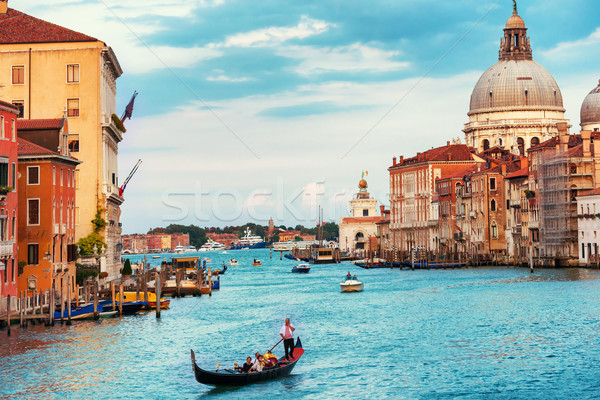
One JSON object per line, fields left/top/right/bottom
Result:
{"left": 2, "top": 249, "right": 600, "bottom": 399}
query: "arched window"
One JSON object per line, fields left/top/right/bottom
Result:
{"left": 491, "top": 221, "right": 498, "bottom": 239}
{"left": 531, "top": 137, "right": 540, "bottom": 147}
{"left": 517, "top": 137, "right": 525, "bottom": 156}
{"left": 490, "top": 199, "right": 496, "bottom": 212}
{"left": 355, "top": 232, "right": 364, "bottom": 241}
{"left": 498, "top": 138, "right": 503, "bottom": 147}
{"left": 482, "top": 139, "right": 490, "bottom": 151}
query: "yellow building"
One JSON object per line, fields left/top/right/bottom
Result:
{"left": 0, "top": 3, "right": 125, "bottom": 280}
{"left": 160, "top": 235, "right": 172, "bottom": 252}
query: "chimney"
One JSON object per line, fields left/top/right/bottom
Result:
{"left": 557, "top": 122, "right": 570, "bottom": 153}
{"left": 380, "top": 205, "right": 385, "bottom": 215}
{"left": 393, "top": 157, "right": 397, "bottom": 166}
{"left": 447, "top": 141, "right": 450, "bottom": 146}
{"left": 581, "top": 130, "right": 592, "bottom": 158}
{"left": 0, "top": 1, "right": 7, "bottom": 14}
{"left": 501, "top": 164, "right": 506, "bottom": 175}
{"left": 521, "top": 157, "right": 529, "bottom": 170}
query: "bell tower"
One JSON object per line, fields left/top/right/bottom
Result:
{"left": 499, "top": 1, "right": 532, "bottom": 61}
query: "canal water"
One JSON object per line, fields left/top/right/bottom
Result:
{"left": 2, "top": 249, "right": 600, "bottom": 399}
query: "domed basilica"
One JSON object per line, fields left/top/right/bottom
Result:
{"left": 463, "top": 2, "right": 568, "bottom": 155}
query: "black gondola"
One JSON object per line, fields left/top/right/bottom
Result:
{"left": 191, "top": 337, "right": 303, "bottom": 386}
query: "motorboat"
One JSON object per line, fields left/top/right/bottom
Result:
{"left": 252, "top": 259, "right": 262, "bottom": 266}
{"left": 292, "top": 264, "right": 310, "bottom": 273}
{"left": 229, "top": 259, "right": 239, "bottom": 266}
{"left": 340, "top": 276, "right": 364, "bottom": 292}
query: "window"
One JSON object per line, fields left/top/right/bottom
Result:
{"left": 67, "top": 98, "right": 79, "bottom": 117}
{"left": 491, "top": 221, "right": 498, "bottom": 239}
{"left": 482, "top": 139, "right": 490, "bottom": 151}
{"left": 53, "top": 166, "right": 56, "bottom": 185}
{"left": 490, "top": 177, "right": 496, "bottom": 191}
{"left": 1, "top": 116, "right": 3, "bottom": 138}
{"left": 67, "top": 170, "right": 71, "bottom": 187}
{"left": 67, "top": 64, "right": 80, "bottom": 83}
{"left": 12, "top": 100, "right": 24, "bottom": 118}
{"left": 11, "top": 119, "right": 15, "bottom": 141}
{"left": 362, "top": 209, "right": 368, "bottom": 217}
{"left": 60, "top": 168, "right": 63, "bottom": 186}
{"left": 12, "top": 66, "right": 24, "bottom": 84}
{"left": 27, "top": 199, "right": 40, "bottom": 225}
{"left": 0, "top": 159, "right": 8, "bottom": 186}
{"left": 27, "top": 244, "right": 39, "bottom": 265}
{"left": 490, "top": 199, "right": 496, "bottom": 212}
{"left": 68, "top": 134, "right": 79, "bottom": 152}
{"left": 27, "top": 166, "right": 40, "bottom": 185}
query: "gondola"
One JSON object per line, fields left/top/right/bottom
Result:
{"left": 191, "top": 337, "right": 303, "bottom": 386}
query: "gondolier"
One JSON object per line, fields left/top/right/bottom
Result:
{"left": 280, "top": 318, "right": 295, "bottom": 361}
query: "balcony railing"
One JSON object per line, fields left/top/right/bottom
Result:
{"left": 0, "top": 241, "right": 15, "bottom": 258}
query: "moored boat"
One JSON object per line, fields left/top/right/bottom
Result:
{"left": 191, "top": 337, "right": 303, "bottom": 386}
{"left": 291, "top": 264, "right": 310, "bottom": 273}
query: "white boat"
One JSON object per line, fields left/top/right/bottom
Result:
{"left": 182, "top": 246, "right": 197, "bottom": 252}
{"left": 340, "top": 278, "right": 364, "bottom": 292}
{"left": 230, "top": 228, "right": 267, "bottom": 250}
{"left": 152, "top": 255, "right": 161, "bottom": 259}
{"left": 199, "top": 239, "right": 226, "bottom": 252}
{"left": 229, "top": 259, "right": 239, "bottom": 266}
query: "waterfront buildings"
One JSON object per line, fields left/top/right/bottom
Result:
{"left": 0, "top": 3, "right": 125, "bottom": 279}
{"left": 339, "top": 176, "right": 380, "bottom": 253}
{"left": 0, "top": 100, "right": 18, "bottom": 297}
{"left": 386, "top": 4, "right": 600, "bottom": 266}
{"left": 16, "top": 121, "right": 80, "bottom": 297}
{"left": 121, "top": 233, "right": 190, "bottom": 253}
{"left": 576, "top": 188, "right": 600, "bottom": 265}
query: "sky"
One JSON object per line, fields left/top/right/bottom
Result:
{"left": 15, "top": 0, "right": 600, "bottom": 234}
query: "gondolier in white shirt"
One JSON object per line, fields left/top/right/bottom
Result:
{"left": 280, "top": 318, "right": 295, "bottom": 361}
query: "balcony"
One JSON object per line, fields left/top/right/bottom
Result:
{"left": 509, "top": 199, "right": 521, "bottom": 208}
{"left": 512, "top": 225, "right": 522, "bottom": 235}
{"left": 0, "top": 240, "right": 15, "bottom": 258}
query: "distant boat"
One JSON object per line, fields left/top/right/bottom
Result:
{"left": 229, "top": 228, "right": 267, "bottom": 250}
{"left": 229, "top": 259, "right": 239, "bottom": 266}
{"left": 199, "top": 239, "right": 226, "bottom": 252}
{"left": 252, "top": 259, "right": 262, "bottom": 266}
{"left": 292, "top": 264, "right": 310, "bottom": 273}
{"left": 152, "top": 255, "right": 161, "bottom": 259}
{"left": 340, "top": 276, "right": 363, "bottom": 292}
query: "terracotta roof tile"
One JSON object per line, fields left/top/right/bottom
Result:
{"left": 0, "top": 8, "right": 98, "bottom": 44}
{"left": 17, "top": 118, "right": 64, "bottom": 130}
{"left": 340, "top": 217, "right": 382, "bottom": 224}
{"left": 578, "top": 187, "right": 600, "bottom": 197}
{"left": 505, "top": 166, "right": 529, "bottom": 179}
{"left": 17, "top": 138, "right": 58, "bottom": 156}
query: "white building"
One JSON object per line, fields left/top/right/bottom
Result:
{"left": 576, "top": 188, "right": 600, "bottom": 264}
{"left": 339, "top": 176, "right": 380, "bottom": 253}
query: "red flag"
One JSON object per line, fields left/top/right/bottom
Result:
{"left": 121, "top": 91, "right": 138, "bottom": 121}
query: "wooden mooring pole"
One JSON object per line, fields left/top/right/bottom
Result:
{"left": 66, "top": 277, "right": 72, "bottom": 326}
{"left": 6, "top": 294, "right": 11, "bottom": 336}
{"left": 156, "top": 269, "right": 161, "bottom": 319}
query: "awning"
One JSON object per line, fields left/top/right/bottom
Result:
{"left": 0, "top": 261, "right": 5, "bottom": 271}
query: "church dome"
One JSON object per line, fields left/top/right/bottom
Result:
{"left": 580, "top": 80, "right": 600, "bottom": 126}
{"left": 468, "top": 60, "right": 564, "bottom": 115}
{"left": 505, "top": 13, "right": 525, "bottom": 29}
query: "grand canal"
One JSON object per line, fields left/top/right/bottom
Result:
{"left": 2, "top": 249, "right": 600, "bottom": 399}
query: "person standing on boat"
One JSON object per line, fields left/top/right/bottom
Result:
{"left": 280, "top": 318, "right": 295, "bottom": 361}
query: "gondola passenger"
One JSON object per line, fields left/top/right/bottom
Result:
{"left": 250, "top": 355, "right": 265, "bottom": 372}
{"left": 241, "top": 357, "right": 253, "bottom": 373}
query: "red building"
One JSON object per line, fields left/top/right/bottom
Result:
{"left": 0, "top": 101, "right": 19, "bottom": 297}
{"left": 16, "top": 119, "right": 80, "bottom": 297}
{"left": 170, "top": 232, "right": 190, "bottom": 251}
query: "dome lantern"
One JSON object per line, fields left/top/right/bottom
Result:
{"left": 499, "top": 1, "right": 532, "bottom": 61}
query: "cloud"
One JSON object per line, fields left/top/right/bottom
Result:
{"left": 222, "top": 15, "right": 331, "bottom": 48}
{"left": 540, "top": 27, "right": 600, "bottom": 58}
{"left": 277, "top": 43, "right": 410, "bottom": 75}
{"left": 206, "top": 72, "right": 254, "bottom": 82}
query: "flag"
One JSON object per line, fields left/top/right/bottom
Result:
{"left": 121, "top": 91, "right": 138, "bottom": 121}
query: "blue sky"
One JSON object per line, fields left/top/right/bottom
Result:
{"left": 17, "top": 0, "right": 600, "bottom": 233}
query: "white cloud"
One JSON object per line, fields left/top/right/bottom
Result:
{"left": 206, "top": 74, "right": 254, "bottom": 82}
{"left": 277, "top": 43, "right": 410, "bottom": 75}
{"left": 222, "top": 15, "right": 330, "bottom": 48}
{"left": 540, "top": 27, "right": 600, "bottom": 57}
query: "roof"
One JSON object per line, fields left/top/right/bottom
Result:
{"left": 505, "top": 166, "right": 529, "bottom": 179}
{"left": 17, "top": 137, "right": 58, "bottom": 156}
{"left": 469, "top": 60, "right": 564, "bottom": 115}
{"left": 0, "top": 8, "right": 98, "bottom": 44}
{"left": 438, "top": 164, "right": 479, "bottom": 182}
{"left": 392, "top": 144, "right": 475, "bottom": 168}
{"left": 580, "top": 79, "right": 600, "bottom": 126}
{"left": 578, "top": 187, "right": 600, "bottom": 197}
{"left": 0, "top": 100, "right": 19, "bottom": 113}
{"left": 340, "top": 217, "right": 381, "bottom": 224}
{"left": 17, "top": 118, "right": 64, "bottom": 130}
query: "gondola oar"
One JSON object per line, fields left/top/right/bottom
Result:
{"left": 267, "top": 337, "right": 284, "bottom": 353}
